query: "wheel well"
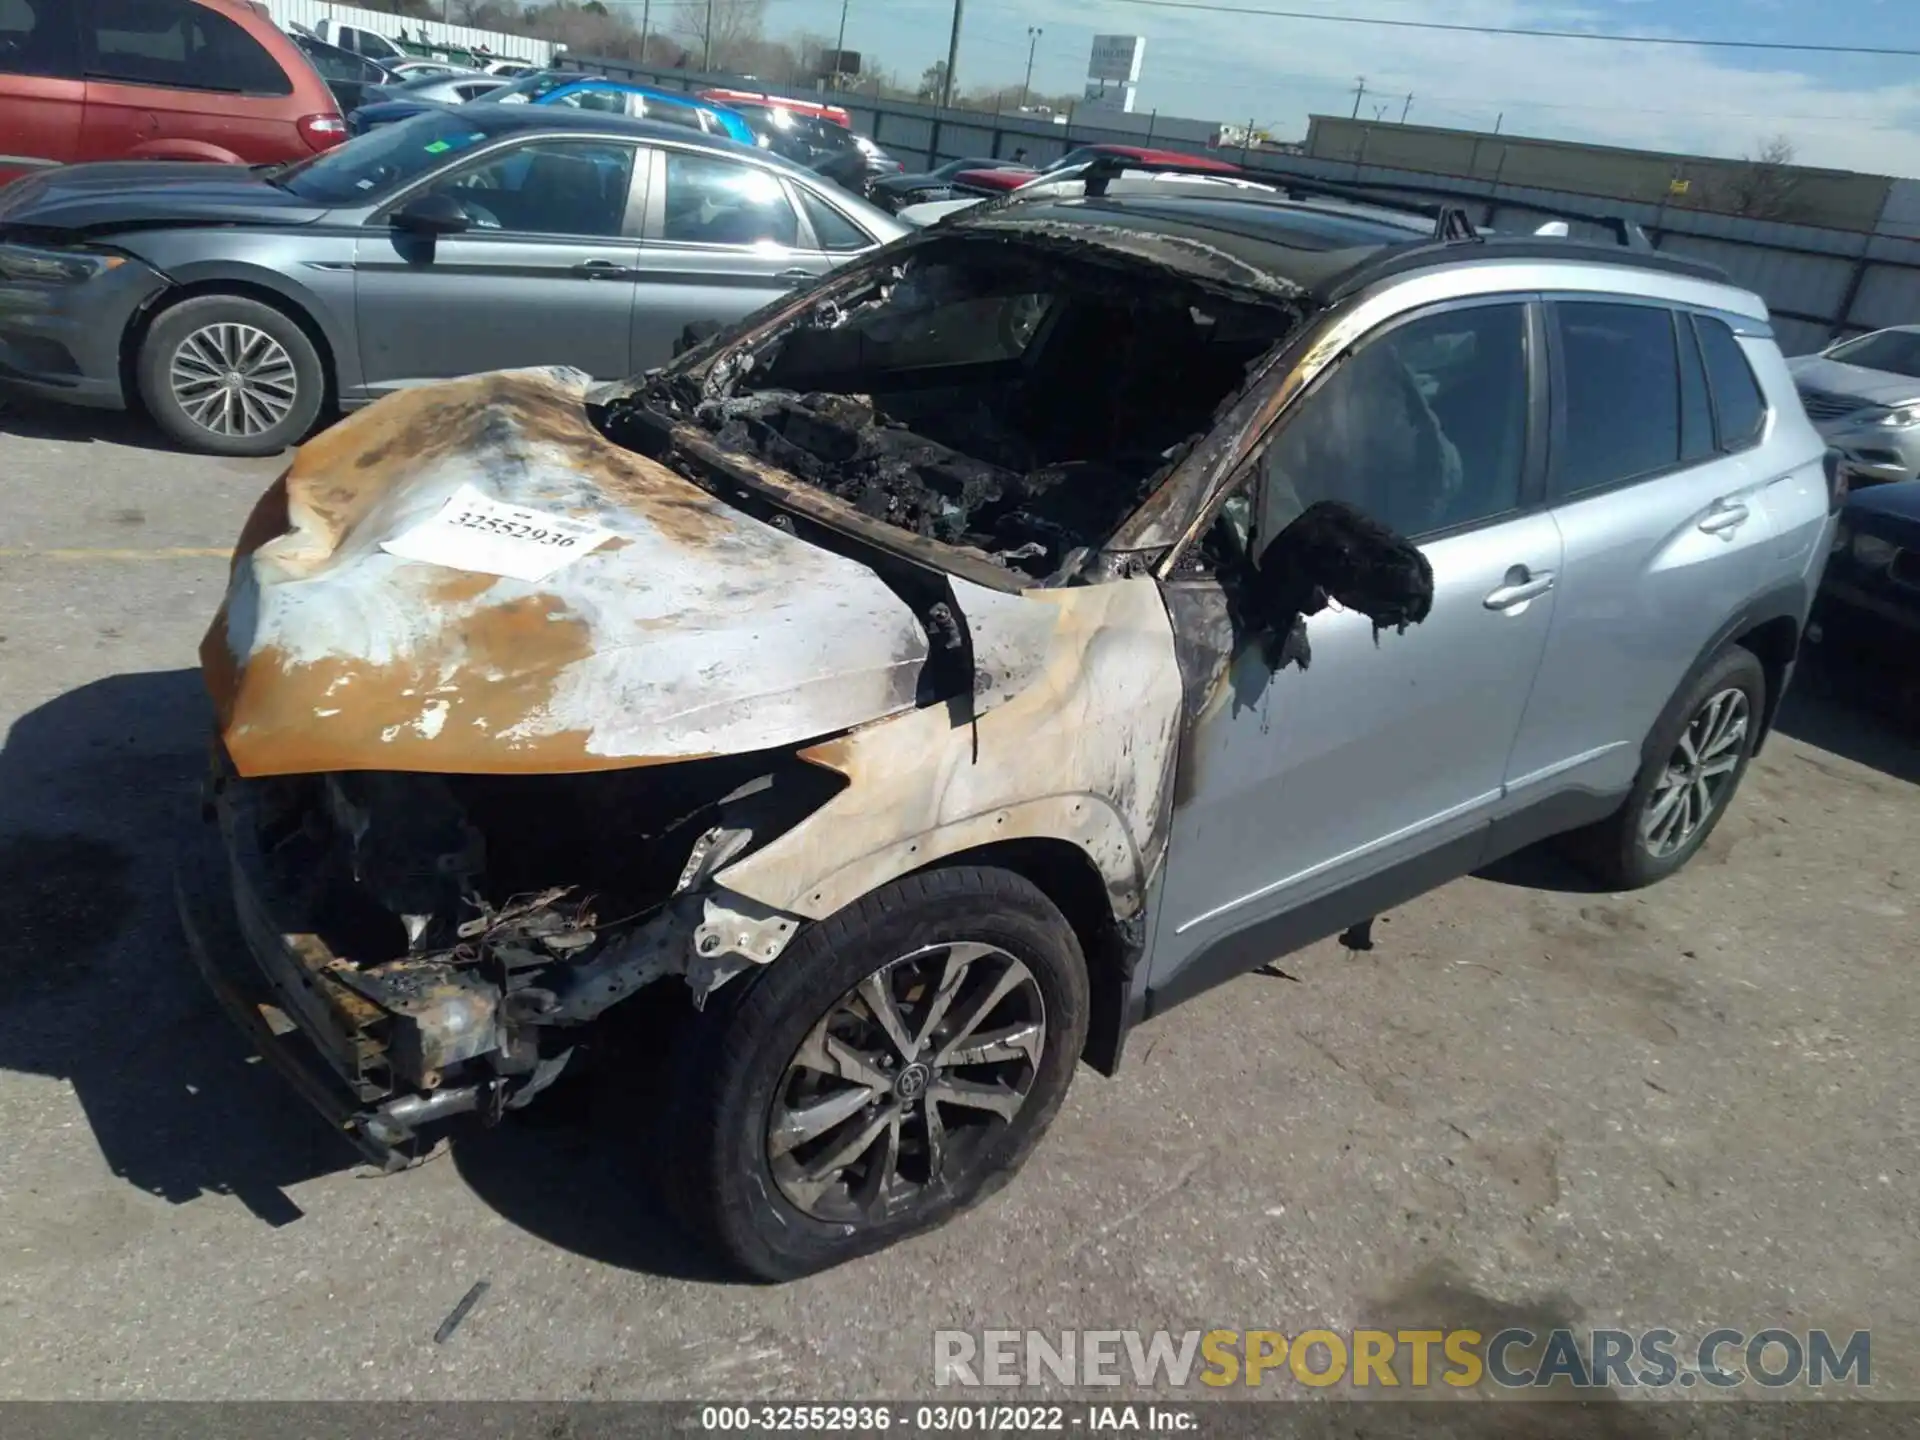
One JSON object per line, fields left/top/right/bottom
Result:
{"left": 121, "top": 280, "right": 339, "bottom": 413}
{"left": 925, "top": 837, "right": 1138, "bottom": 1076}
{"left": 1734, "top": 614, "right": 1799, "bottom": 751}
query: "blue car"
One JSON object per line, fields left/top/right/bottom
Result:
{"left": 347, "top": 70, "right": 758, "bottom": 146}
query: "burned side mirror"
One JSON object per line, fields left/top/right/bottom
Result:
{"left": 1243, "top": 499, "right": 1435, "bottom": 670}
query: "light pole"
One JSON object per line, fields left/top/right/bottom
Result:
{"left": 941, "top": 0, "right": 963, "bottom": 109}
{"left": 833, "top": 0, "right": 850, "bottom": 89}
{"left": 703, "top": 0, "right": 714, "bottom": 72}
{"left": 1021, "top": 26, "right": 1042, "bottom": 109}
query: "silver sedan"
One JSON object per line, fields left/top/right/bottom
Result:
{"left": 1789, "top": 325, "right": 1920, "bottom": 485}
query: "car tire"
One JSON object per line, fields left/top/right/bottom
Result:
{"left": 664, "top": 865, "right": 1090, "bottom": 1282}
{"left": 137, "top": 294, "right": 325, "bottom": 457}
{"left": 1569, "top": 645, "right": 1766, "bottom": 890}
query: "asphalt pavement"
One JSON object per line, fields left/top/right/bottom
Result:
{"left": 0, "top": 399, "right": 1915, "bottom": 1407}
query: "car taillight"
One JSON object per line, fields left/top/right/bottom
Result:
{"left": 299, "top": 114, "right": 348, "bottom": 151}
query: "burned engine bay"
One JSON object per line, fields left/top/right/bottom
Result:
{"left": 602, "top": 236, "right": 1308, "bottom": 581}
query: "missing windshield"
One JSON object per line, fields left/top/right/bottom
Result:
{"left": 606, "top": 239, "right": 1306, "bottom": 580}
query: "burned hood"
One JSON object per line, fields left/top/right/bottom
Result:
{"left": 204, "top": 368, "right": 933, "bottom": 777}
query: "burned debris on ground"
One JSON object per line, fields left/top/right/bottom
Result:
{"left": 602, "top": 236, "right": 1305, "bottom": 581}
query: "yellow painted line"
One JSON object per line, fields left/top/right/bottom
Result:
{"left": 0, "top": 546, "right": 232, "bottom": 560}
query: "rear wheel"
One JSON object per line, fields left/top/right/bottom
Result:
{"left": 665, "top": 866, "right": 1089, "bottom": 1281}
{"left": 1570, "top": 645, "right": 1765, "bottom": 889}
{"left": 137, "top": 294, "right": 325, "bottom": 457}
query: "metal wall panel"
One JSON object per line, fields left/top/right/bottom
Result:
{"left": 261, "top": 0, "right": 552, "bottom": 63}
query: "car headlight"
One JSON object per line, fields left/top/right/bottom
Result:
{"left": 1852, "top": 532, "right": 1898, "bottom": 567}
{"left": 1874, "top": 404, "right": 1920, "bottom": 428}
{"left": 0, "top": 245, "right": 126, "bottom": 284}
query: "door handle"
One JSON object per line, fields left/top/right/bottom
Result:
{"left": 1483, "top": 568, "right": 1555, "bottom": 611}
{"left": 572, "top": 259, "right": 634, "bottom": 279}
{"left": 1698, "top": 500, "right": 1750, "bottom": 535}
{"left": 775, "top": 267, "right": 814, "bottom": 285}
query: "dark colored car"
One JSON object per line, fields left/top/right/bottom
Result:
{"left": 869, "top": 157, "right": 1033, "bottom": 213}
{"left": 0, "top": 107, "right": 904, "bottom": 454}
{"left": 0, "top": 0, "right": 347, "bottom": 187}
{"left": 290, "top": 31, "right": 398, "bottom": 115}
{"left": 344, "top": 70, "right": 510, "bottom": 133}
{"left": 729, "top": 102, "right": 900, "bottom": 197}
{"left": 1815, "top": 478, "right": 1920, "bottom": 655}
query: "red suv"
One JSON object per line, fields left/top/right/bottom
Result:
{"left": 0, "top": 0, "right": 345, "bottom": 187}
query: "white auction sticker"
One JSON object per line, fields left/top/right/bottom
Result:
{"left": 380, "top": 484, "right": 614, "bottom": 583}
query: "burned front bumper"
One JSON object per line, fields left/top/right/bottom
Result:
{"left": 176, "top": 773, "right": 513, "bottom": 1169}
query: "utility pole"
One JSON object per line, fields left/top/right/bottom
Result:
{"left": 639, "top": 0, "right": 651, "bottom": 65}
{"left": 1350, "top": 75, "right": 1365, "bottom": 119}
{"left": 1021, "top": 26, "right": 1041, "bottom": 108}
{"left": 941, "top": 0, "right": 963, "bottom": 108}
{"left": 1400, "top": 91, "right": 1413, "bottom": 123}
{"left": 1494, "top": 111, "right": 1504, "bottom": 134}
{"left": 703, "top": 0, "right": 714, "bottom": 72}
{"left": 834, "top": 0, "right": 850, "bottom": 89}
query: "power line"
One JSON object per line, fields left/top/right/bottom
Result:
{"left": 1099, "top": 0, "right": 1920, "bottom": 58}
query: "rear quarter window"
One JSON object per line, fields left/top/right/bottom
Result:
{"left": 85, "top": 0, "right": 292, "bottom": 96}
{"left": 0, "top": 0, "right": 78, "bottom": 78}
{"left": 1693, "top": 314, "right": 1769, "bottom": 452}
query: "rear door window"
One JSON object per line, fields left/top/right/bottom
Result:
{"left": 0, "top": 0, "right": 79, "bottom": 78}
{"left": 660, "top": 151, "right": 799, "bottom": 248}
{"left": 1550, "top": 300, "right": 1682, "bottom": 498}
{"left": 81, "top": 0, "right": 291, "bottom": 96}
{"left": 1693, "top": 314, "right": 1769, "bottom": 452}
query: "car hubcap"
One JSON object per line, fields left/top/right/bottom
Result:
{"left": 766, "top": 941, "right": 1046, "bottom": 1224}
{"left": 169, "top": 323, "right": 298, "bottom": 438}
{"left": 1640, "top": 686, "right": 1750, "bottom": 858}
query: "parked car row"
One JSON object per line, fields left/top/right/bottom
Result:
{"left": 0, "top": 0, "right": 901, "bottom": 200}
{"left": 0, "top": 108, "right": 907, "bottom": 455}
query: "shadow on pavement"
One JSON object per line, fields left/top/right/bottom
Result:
{"left": 0, "top": 395, "right": 187, "bottom": 454}
{"left": 1778, "top": 637, "right": 1920, "bottom": 787}
{"left": 0, "top": 668, "right": 344, "bottom": 1224}
{"left": 0, "top": 668, "right": 723, "bottom": 1277}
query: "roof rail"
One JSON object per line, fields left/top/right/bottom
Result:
{"left": 1073, "top": 154, "right": 1480, "bottom": 242}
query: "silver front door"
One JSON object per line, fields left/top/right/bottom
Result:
{"left": 1149, "top": 298, "right": 1557, "bottom": 997}
{"left": 353, "top": 137, "right": 645, "bottom": 393}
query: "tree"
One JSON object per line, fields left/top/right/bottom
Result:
{"left": 917, "top": 60, "right": 947, "bottom": 102}
{"left": 1718, "top": 134, "right": 1805, "bottom": 221}
{"left": 674, "top": 0, "right": 768, "bottom": 71}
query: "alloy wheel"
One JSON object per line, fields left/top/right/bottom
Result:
{"left": 766, "top": 941, "right": 1046, "bottom": 1224}
{"left": 168, "top": 323, "right": 299, "bottom": 438}
{"left": 1640, "top": 686, "right": 1750, "bottom": 859}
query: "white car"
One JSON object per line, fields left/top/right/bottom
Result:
{"left": 895, "top": 166, "right": 1281, "bottom": 226}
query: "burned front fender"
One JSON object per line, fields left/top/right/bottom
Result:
{"left": 716, "top": 578, "right": 1185, "bottom": 923}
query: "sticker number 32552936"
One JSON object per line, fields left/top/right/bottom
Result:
{"left": 381, "top": 484, "right": 615, "bottom": 583}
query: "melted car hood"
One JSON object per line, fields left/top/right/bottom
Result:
{"left": 0, "top": 162, "right": 328, "bottom": 234}
{"left": 204, "top": 368, "right": 933, "bottom": 777}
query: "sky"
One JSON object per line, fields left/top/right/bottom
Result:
{"left": 628, "top": 0, "right": 1920, "bottom": 175}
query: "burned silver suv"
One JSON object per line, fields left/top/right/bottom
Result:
{"left": 185, "top": 173, "right": 1837, "bottom": 1279}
